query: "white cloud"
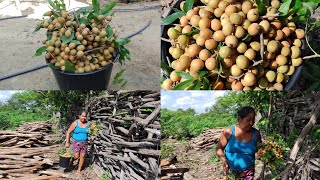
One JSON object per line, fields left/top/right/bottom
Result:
{"left": 176, "top": 96, "right": 191, "bottom": 105}
{"left": 190, "top": 91, "right": 206, "bottom": 97}
{"left": 0, "top": 90, "right": 22, "bottom": 103}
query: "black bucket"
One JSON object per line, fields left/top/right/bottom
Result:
{"left": 47, "top": 51, "right": 119, "bottom": 90}
{"left": 59, "top": 155, "right": 71, "bottom": 168}
{"left": 161, "top": 0, "right": 306, "bottom": 90}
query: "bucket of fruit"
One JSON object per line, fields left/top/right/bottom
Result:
{"left": 160, "top": 0, "right": 311, "bottom": 90}
{"left": 58, "top": 148, "right": 73, "bottom": 168}
{"left": 34, "top": 0, "right": 130, "bottom": 90}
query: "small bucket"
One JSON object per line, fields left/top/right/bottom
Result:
{"left": 59, "top": 155, "right": 71, "bottom": 168}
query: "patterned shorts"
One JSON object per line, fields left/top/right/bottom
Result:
{"left": 72, "top": 140, "right": 88, "bottom": 153}
{"left": 232, "top": 167, "right": 254, "bottom": 180}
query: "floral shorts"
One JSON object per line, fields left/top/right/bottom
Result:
{"left": 72, "top": 140, "right": 88, "bottom": 153}
{"left": 232, "top": 167, "right": 254, "bottom": 180}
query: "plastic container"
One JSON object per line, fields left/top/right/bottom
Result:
{"left": 47, "top": 51, "right": 119, "bottom": 90}
{"left": 59, "top": 155, "right": 71, "bottom": 168}
{"left": 161, "top": 0, "right": 305, "bottom": 90}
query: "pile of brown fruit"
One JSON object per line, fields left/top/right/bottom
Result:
{"left": 162, "top": 0, "right": 305, "bottom": 90}
{"left": 257, "top": 138, "right": 283, "bottom": 161}
{"left": 40, "top": 10, "right": 118, "bottom": 73}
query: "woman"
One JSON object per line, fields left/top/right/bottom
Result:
{"left": 65, "top": 111, "right": 90, "bottom": 174}
{"left": 216, "top": 106, "right": 262, "bottom": 180}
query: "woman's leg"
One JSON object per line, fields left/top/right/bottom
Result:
{"left": 77, "top": 152, "right": 86, "bottom": 173}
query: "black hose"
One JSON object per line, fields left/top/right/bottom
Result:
{"left": 0, "top": 15, "right": 28, "bottom": 21}
{"left": 0, "top": 64, "right": 48, "bottom": 81}
{"left": 0, "top": 20, "right": 152, "bottom": 81}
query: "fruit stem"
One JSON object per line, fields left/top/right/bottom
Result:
{"left": 260, "top": 32, "right": 264, "bottom": 62}
{"left": 305, "top": 22, "right": 320, "bottom": 57}
{"left": 259, "top": 13, "right": 279, "bottom": 19}
{"left": 161, "top": 37, "right": 171, "bottom": 43}
{"left": 303, "top": 54, "right": 320, "bottom": 59}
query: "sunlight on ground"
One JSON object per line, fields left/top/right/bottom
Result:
{"left": 0, "top": 0, "right": 88, "bottom": 19}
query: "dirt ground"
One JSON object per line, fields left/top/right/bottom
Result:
{"left": 0, "top": 0, "right": 160, "bottom": 90}
{"left": 162, "top": 138, "right": 263, "bottom": 180}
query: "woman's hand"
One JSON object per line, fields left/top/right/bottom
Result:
{"left": 65, "top": 142, "right": 70, "bottom": 148}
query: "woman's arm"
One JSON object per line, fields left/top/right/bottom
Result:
{"left": 216, "top": 127, "right": 231, "bottom": 174}
{"left": 66, "top": 121, "right": 76, "bottom": 148}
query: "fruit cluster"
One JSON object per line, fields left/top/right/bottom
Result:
{"left": 162, "top": 0, "right": 305, "bottom": 90}
{"left": 40, "top": 9, "right": 117, "bottom": 73}
{"left": 257, "top": 138, "right": 283, "bottom": 161}
{"left": 88, "top": 122, "right": 100, "bottom": 136}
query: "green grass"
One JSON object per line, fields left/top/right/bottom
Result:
{"left": 161, "top": 143, "right": 176, "bottom": 159}
{"left": 0, "top": 109, "right": 50, "bottom": 130}
{"left": 102, "top": 170, "right": 112, "bottom": 180}
{"left": 208, "top": 145, "right": 220, "bottom": 164}
{"left": 161, "top": 109, "right": 236, "bottom": 140}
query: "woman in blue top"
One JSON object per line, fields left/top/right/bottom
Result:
{"left": 216, "top": 106, "right": 262, "bottom": 180}
{"left": 65, "top": 111, "right": 90, "bottom": 175}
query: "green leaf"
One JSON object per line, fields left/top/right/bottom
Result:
{"left": 70, "top": 40, "right": 81, "bottom": 45}
{"left": 33, "top": 22, "right": 43, "bottom": 34}
{"left": 173, "top": 78, "right": 195, "bottom": 90}
{"left": 79, "top": 18, "right": 90, "bottom": 26}
{"left": 48, "top": 0, "right": 57, "bottom": 10}
{"left": 33, "top": 46, "right": 47, "bottom": 57}
{"left": 175, "top": 71, "right": 193, "bottom": 79}
{"left": 302, "top": 70, "right": 320, "bottom": 82}
{"left": 161, "top": 11, "right": 185, "bottom": 25}
{"left": 115, "top": 38, "right": 130, "bottom": 46}
{"left": 190, "top": 80, "right": 201, "bottom": 90}
{"left": 198, "top": 71, "right": 207, "bottom": 77}
{"left": 256, "top": 0, "right": 267, "bottom": 15}
{"left": 242, "top": 33, "right": 250, "bottom": 41}
{"left": 308, "top": 82, "right": 320, "bottom": 91}
{"left": 101, "top": 1, "right": 116, "bottom": 15}
{"left": 183, "top": 0, "right": 194, "bottom": 13}
{"left": 92, "top": 0, "right": 100, "bottom": 13}
{"left": 305, "top": 61, "right": 320, "bottom": 79}
{"left": 173, "top": 29, "right": 182, "bottom": 35}
{"left": 106, "top": 25, "right": 114, "bottom": 40}
{"left": 64, "top": 60, "right": 75, "bottom": 73}
{"left": 161, "top": 61, "right": 173, "bottom": 76}
{"left": 184, "top": 28, "right": 200, "bottom": 36}
{"left": 47, "top": 33, "right": 52, "bottom": 41}
{"left": 278, "top": 0, "right": 292, "bottom": 16}
{"left": 113, "top": 68, "right": 127, "bottom": 89}
{"left": 48, "top": 63, "right": 60, "bottom": 70}
{"left": 61, "top": 29, "right": 75, "bottom": 44}
{"left": 203, "top": 77, "right": 211, "bottom": 90}
{"left": 114, "top": 68, "right": 126, "bottom": 81}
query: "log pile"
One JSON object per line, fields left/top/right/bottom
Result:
{"left": 0, "top": 122, "right": 67, "bottom": 179}
{"left": 190, "top": 128, "right": 224, "bottom": 150}
{"left": 0, "top": 122, "right": 53, "bottom": 148}
{"left": 88, "top": 91, "right": 161, "bottom": 180}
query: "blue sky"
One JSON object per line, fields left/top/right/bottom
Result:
{"left": 161, "top": 91, "right": 227, "bottom": 113}
{"left": 0, "top": 91, "right": 22, "bottom": 103}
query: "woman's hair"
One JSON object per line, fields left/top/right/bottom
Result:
{"left": 80, "top": 111, "right": 87, "bottom": 115}
{"left": 237, "top": 106, "right": 255, "bottom": 118}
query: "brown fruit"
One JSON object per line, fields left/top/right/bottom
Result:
{"left": 200, "top": 28, "right": 213, "bottom": 40}
{"left": 247, "top": 9, "right": 259, "bottom": 22}
{"left": 172, "top": 48, "right": 183, "bottom": 59}
{"left": 199, "top": 18, "right": 211, "bottom": 29}
{"left": 219, "top": 46, "right": 231, "bottom": 58}
{"left": 276, "top": 73, "right": 284, "bottom": 83}
{"left": 259, "top": 20, "right": 270, "bottom": 33}
{"left": 231, "top": 80, "right": 243, "bottom": 90}
{"left": 211, "top": 19, "right": 222, "bottom": 31}
{"left": 242, "top": 72, "right": 256, "bottom": 86}
{"left": 186, "top": 9, "right": 197, "bottom": 20}
{"left": 205, "top": 57, "right": 218, "bottom": 70}
{"left": 267, "top": 40, "right": 279, "bottom": 53}
{"left": 213, "top": 30, "right": 226, "bottom": 42}
{"left": 208, "top": 0, "right": 220, "bottom": 8}
{"left": 162, "top": 79, "right": 173, "bottom": 90}
{"left": 225, "top": 5, "right": 237, "bottom": 16}
{"left": 293, "top": 39, "right": 302, "bottom": 47}
{"left": 286, "top": 66, "right": 295, "bottom": 75}
{"left": 170, "top": 71, "right": 181, "bottom": 82}
{"left": 277, "top": 65, "right": 289, "bottom": 73}
{"left": 199, "top": 49, "right": 212, "bottom": 61}
{"left": 266, "top": 70, "right": 276, "bottom": 82}
{"left": 213, "top": 81, "right": 224, "bottom": 90}
{"left": 248, "top": 23, "right": 261, "bottom": 36}
{"left": 242, "top": 19, "right": 251, "bottom": 30}
{"left": 295, "top": 29, "right": 305, "bottom": 39}
{"left": 269, "top": 59, "right": 278, "bottom": 69}
{"left": 230, "top": 13, "right": 242, "bottom": 25}
{"left": 271, "top": 20, "right": 282, "bottom": 29}
{"left": 235, "top": 26, "right": 246, "bottom": 38}
{"left": 250, "top": 41, "right": 260, "bottom": 52}
{"left": 291, "top": 46, "right": 301, "bottom": 59}
{"left": 175, "top": 55, "right": 191, "bottom": 71}
{"left": 274, "top": 83, "right": 283, "bottom": 91}
{"left": 282, "top": 27, "right": 291, "bottom": 37}
{"left": 230, "top": 65, "right": 243, "bottom": 76}
{"left": 222, "top": 22, "right": 235, "bottom": 36}
{"left": 225, "top": 35, "right": 238, "bottom": 48}
{"left": 180, "top": 16, "right": 189, "bottom": 26}
{"left": 242, "top": 1, "right": 253, "bottom": 14}
{"left": 237, "top": 42, "right": 247, "bottom": 53}
{"left": 244, "top": 48, "right": 256, "bottom": 61}
{"left": 291, "top": 58, "right": 303, "bottom": 66}
{"left": 222, "top": 55, "right": 236, "bottom": 68}
{"left": 205, "top": 39, "right": 218, "bottom": 50}
{"left": 187, "top": 44, "right": 201, "bottom": 57}
{"left": 276, "top": 55, "right": 287, "bottom": 65}
{"left": 214, "top": 8, "right": 224, "bottom": 18}
{"left": 258, "top": 77, "right": 268, "bottom": 89}
{"left": 236, "top": 55, "right": 249, "bottom": 69}
{"left": 190, "top": 15, "right": 201, "bottom": 27}
{"left": 190, "top": 59, "right": 204, "bottom": 72}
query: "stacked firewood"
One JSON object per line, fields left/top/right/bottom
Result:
{"left": 190, "top": 128, "right": 224, "bottom": 150}
{"left": 0, "top": 122, "right": 53, "bottom": 148}
{"left": 0, "top": 122, "right": 68, "bottom": 179}
{"left": 88, "top": 91, "right": 161, "bottom": 180}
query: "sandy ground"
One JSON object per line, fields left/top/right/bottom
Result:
{"left": 0, "top": 0, "right": 160, "bottom": 90}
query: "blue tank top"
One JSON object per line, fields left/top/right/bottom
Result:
{"left": 225, "top": 125, "right": 258, "bottom": 171}
{"left": 72, "top": 120, "right": 89, "bottom": 142}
